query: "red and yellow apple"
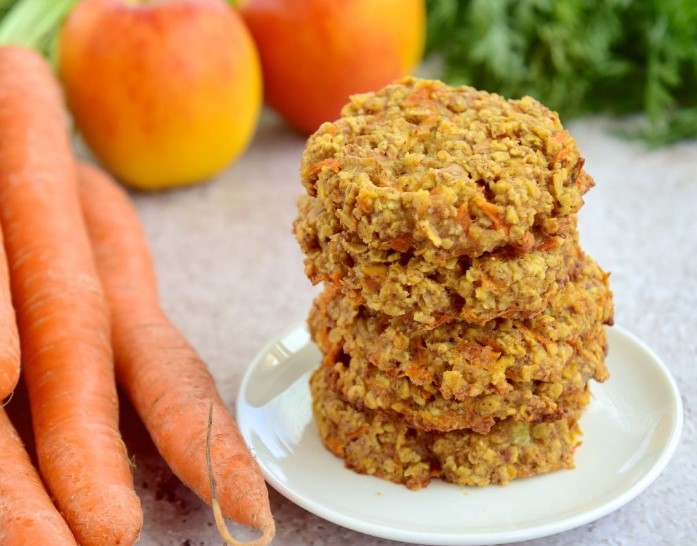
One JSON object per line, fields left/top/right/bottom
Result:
{"left": 238, "top": 0, "right": 425, "bottom": 134}
{"left": 59, "top": 0, "right": 262, "bottom": 190}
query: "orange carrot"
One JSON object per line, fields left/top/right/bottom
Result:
{"left": 0, "top": 223, "right": 20, "bottom": 401}
{"left": 0, "top": 46, "right": 142, "bottom": 545}
{"left": 77, "top": 161, "right": 275, "bottom": 545}
{"left": 0, "top": 407, "right": 78, "bottom": 546}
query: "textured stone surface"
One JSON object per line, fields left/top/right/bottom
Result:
{"left": 121, "top": 110, "right": 695, "bottom": 545}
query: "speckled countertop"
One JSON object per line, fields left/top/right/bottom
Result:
{"left": 115, "top": 110, "right": 694, "bottom": 546}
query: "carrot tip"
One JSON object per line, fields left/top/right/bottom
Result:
{"left": 212, "top": 497, "right": 275, "bottom": 546}
{"left": 206, "top": 400, "right": 275, "bottom": 546}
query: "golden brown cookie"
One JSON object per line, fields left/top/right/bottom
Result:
{"left": 300, "top": 77, "right": 592, "bottom": 261}
{"left": 311, "top": 367, "right": 585, "bottom": 490}
{"left": 322, "top": 334, "right": 605, "bottom": 433}
{"left": 309, "top": 254, "right": 613, "bottom": 400}
{"left": 296, "top": 194, "right": 581, "bottom": 325}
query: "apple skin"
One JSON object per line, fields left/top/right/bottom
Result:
{"left": 59, "top": 0, "right": 262, "bottom": 190}
{"left": 238, "top": 0, "right": 425, "bottom": 135}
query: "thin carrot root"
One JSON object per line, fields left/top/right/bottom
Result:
{"left": 0, "top": 407, "right": 78, "bottom": 546}
{"left": 206, "top": 400, "right": 276, "bottom": 546}
{"left": 77, "top": 161, "right": 275, "bottom": 544}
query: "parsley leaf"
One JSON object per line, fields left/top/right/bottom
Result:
{"left": 426, "top": 0, "right": 697, "bottom": 146}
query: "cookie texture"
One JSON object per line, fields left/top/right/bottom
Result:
{"left": 294, "top": 77, "right": 613, "bottom": 489}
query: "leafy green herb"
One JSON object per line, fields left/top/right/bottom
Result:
{"left": 426, "top": 0, "right": 697, "bottom": 146}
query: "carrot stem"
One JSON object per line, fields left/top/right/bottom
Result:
{"left": 0, "top": 0, "right": 77, "bottom": 65}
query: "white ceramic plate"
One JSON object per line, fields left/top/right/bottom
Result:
{"left": 236, "top": 325, "right": 683, "bottom": 545}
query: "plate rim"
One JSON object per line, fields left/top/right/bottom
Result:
{"left": 236, "top": 324, "right": 684, "bottom": 545}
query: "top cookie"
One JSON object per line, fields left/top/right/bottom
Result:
{"left": 300, "top": 77, "right": 592, "bottom": 260}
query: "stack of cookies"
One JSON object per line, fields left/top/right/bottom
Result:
{"left": 293, "top": 78, "right": 613, "bottom": 490}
